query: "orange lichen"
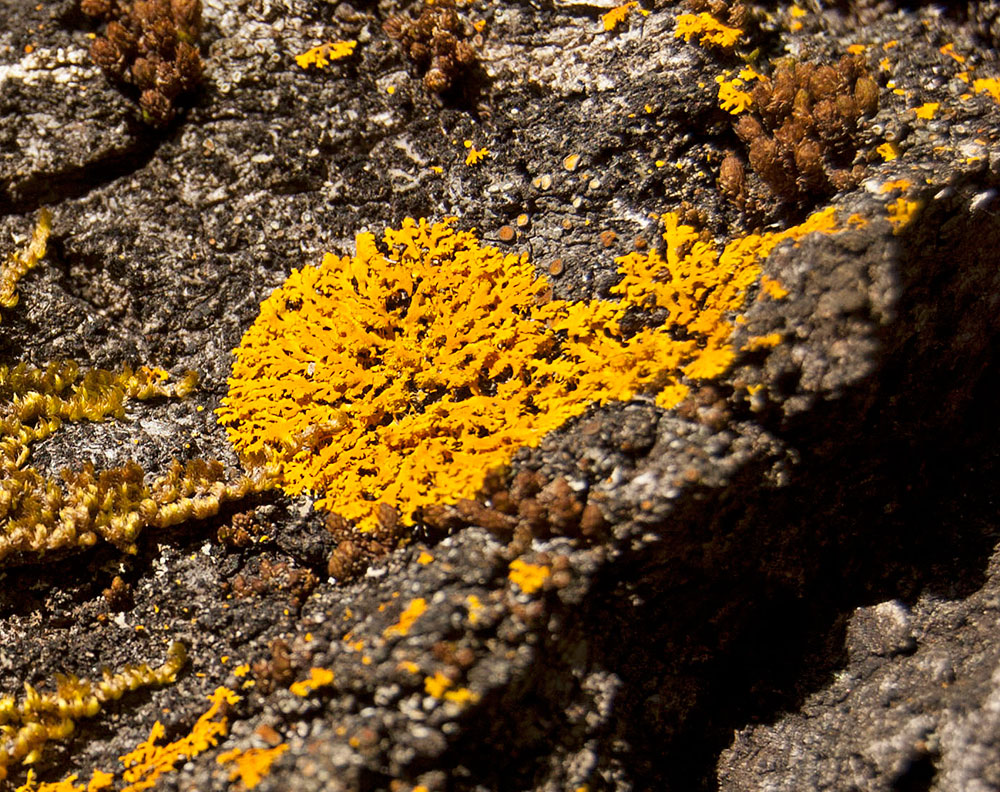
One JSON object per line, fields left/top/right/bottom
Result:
{"left": 601, "top": 2, "right": 646, "bottom": 32}
{"left": 876, "top": 142, "right": 899, "bottom": 161}
{"left": 384, "top": 598, "right": 428, "bottom": 637}
{"left": 887, "top": 196, "right": 922, "bottom": 234}
{"left": 219, "top": 211, "right": 843, "bottom": 529}
{"left": 463, "top": 141, "right": 490, "bottom": 165}
{"left": 508, "top": 559, "right": 549, "bottom": 594}
{"left": 759, "top": 275, "right": 789, "bottom": 300}
{"left": 973, "top": 77, "right": 1000, "bottom": 105}
{"left": 217, "top": 744, "right": 289, "bottom": 789}
{"left": 423, "top": 673, "right": 479, "bottom": 705}
{"left": 119, "top": 686, "right": 240, "bottom": 791}
{"left": 289, "top": 667, "right": 334, "bottom": 697}
{"left": 14, "top": 769, "right": 113, "bottom": 792}
{"left": 674, "top": 12, "right": 742, "bottom": 49}
{"left": 294, "top": 40, "right": 357, "bottom": 69}
{"left": 911, "top": 102, "right": 939, "bottom": 119}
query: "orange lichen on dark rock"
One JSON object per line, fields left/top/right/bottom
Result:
{"left": 219, "top": 211, "right": 845, "bottom": 530}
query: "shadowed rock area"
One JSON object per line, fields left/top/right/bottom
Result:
{"left": 1, "top": 0, "right": 999, "bottom": 790}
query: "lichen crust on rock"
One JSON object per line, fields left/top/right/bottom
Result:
{"left": 219, "top": 210, "right": 846, "bottom": 530}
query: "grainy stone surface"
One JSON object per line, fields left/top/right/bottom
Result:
{"left": 1, "top": 0, "right": 999, "bottom": 790}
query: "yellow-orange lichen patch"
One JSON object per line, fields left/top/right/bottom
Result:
{"left": 294, "top": 40, "right": 357, "bottom": 69}
{"left": 508, "top": 559, "right": 550, "bottom": 594}
{"left": 887, "top": 196, "right": 922, "bottom": 234}
{"left": 423, "top": 672, "right": 479, "bottom": 705}
{"left": 384, "top": 598, "right": 428, "bottom": 637}
{"left": 973, "top": 77, "right": 1000, "bottom": 105}
{"left": 219, "top": 211, "right": 843, "bottom": 529}
{"left": 217, "top": 744, "right": 289, "bottom": 789}
{"left": 289, "top": 667, "right": 335, "bottom": 697}
{"left": 911, "top": 102, "right": 939, "bottom": 119}
{"left": 601, "top": 2, "right": 647, "bottom": 32}
{"left": 119, "top": 687, "right": 240, "bottom": 791}
{"left": 876, "top": 141, "right": 899, "bottom": 161}
{"left": 759, "top": 276, "right": 789, "bottom": 300}
{"left": 674, "top": 12, "right": 742, "bottom": 49}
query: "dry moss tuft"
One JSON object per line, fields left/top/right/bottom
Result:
{"left": 0, "top": 213, "right": 258, "bottom": 563}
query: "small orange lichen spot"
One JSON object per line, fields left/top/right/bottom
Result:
{"left": 912, "top": 102, "right": 939, "bottom": 119}
{"left": 424, "top": 672, "right": 451, "bottom": 698}
{"left": 417, "top": 551, "right": 434, "bottom": 564}
{"left": 24, "top": 44, "right": 34, "bottom": 54}
{"left": 563, "top": 153, "right": 581, "bottom": 171}
{"left": 715, "top": 70, "right": 755, "bottom": 114}
{"left": 789, "top": 4, "right": 806, "bottom": 32}
{"left": 742, "top": 333, "right": 782, "bottom": 351}
{"left": 940, "top": 43, "right": 966, "bottom": 64}
{"left": 887, "top": 197, "right": 922, "bottom": 234}
{"left": 601, "top": 1, "right": 637, "bottom": 32}
{"left": 295, "top": 40, "right": 357, "bottom": 69}
{"left": 233, "top": 664, "right": 250, "bottom": 678}
{"left": 509, "top": 559, "right": 550, "bottom": 594}
{"left": 973, "top": 78, "right": 1000, "bottom": 105}
{"left": 879, "top": 179, "right": 912, "bottom": 193}
{"left": 398, "top": 660, "right": 421, "bottom": 674}
{"left": 386, "top": 85, "right": 396, "bottom": 95}
{"left": 674, "top": 12, "right": 741, "bottom": 49}
{"left": 876, "top": 141, "right": 899, "bottom": 161}
{"left": 384, "top": 597, "right": 428, "bottom": 637}
{"left": 879, "top": 57, "right": 891, "bottom": 72}
{"left": 464, "top": 143, "right": 491, "bottom": 166}
{"left": 759, "top": 275, "right": 789, "bottom": 300}
{"left": 883, "top": 40, "right": 898, "bottom": 50}
{"left": 847, "top": 44, "right": 866, "bottom": 55}
{"left": 847, "top": 213, "right": 868, "bottom": 228}
{"left": 466, "top": 594, "right": 484, "bottom": 624}
{"left": 217, "top": 744, "right": 289, "bottom": 790}
{"left": 289, "top": 667, "right": 335, "bottom": 697}
{"left": 430, "top": 165, "right": 443, "bottom": 173}
{"left": 473, "top": 19, "right": 486, "bottom": 32}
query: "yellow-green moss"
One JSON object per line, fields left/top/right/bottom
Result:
{"left": 0, "top": 213, "right": 259, "bottom": 563}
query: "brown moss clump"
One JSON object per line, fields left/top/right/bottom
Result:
{"left": 424, "top": 469, "right": 609, "bottom": 557}
{"left": 81, "top": 0, "right": 203, "bottom": 125}
{"left": 383, "top": 0, "right": 479, "bottom": 94}
{"left": 719, "top": 54, "right": 878, "bottom": 207}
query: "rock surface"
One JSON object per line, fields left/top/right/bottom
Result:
{"left": 0, "top": 0, "right": 999, "bottom": 790}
